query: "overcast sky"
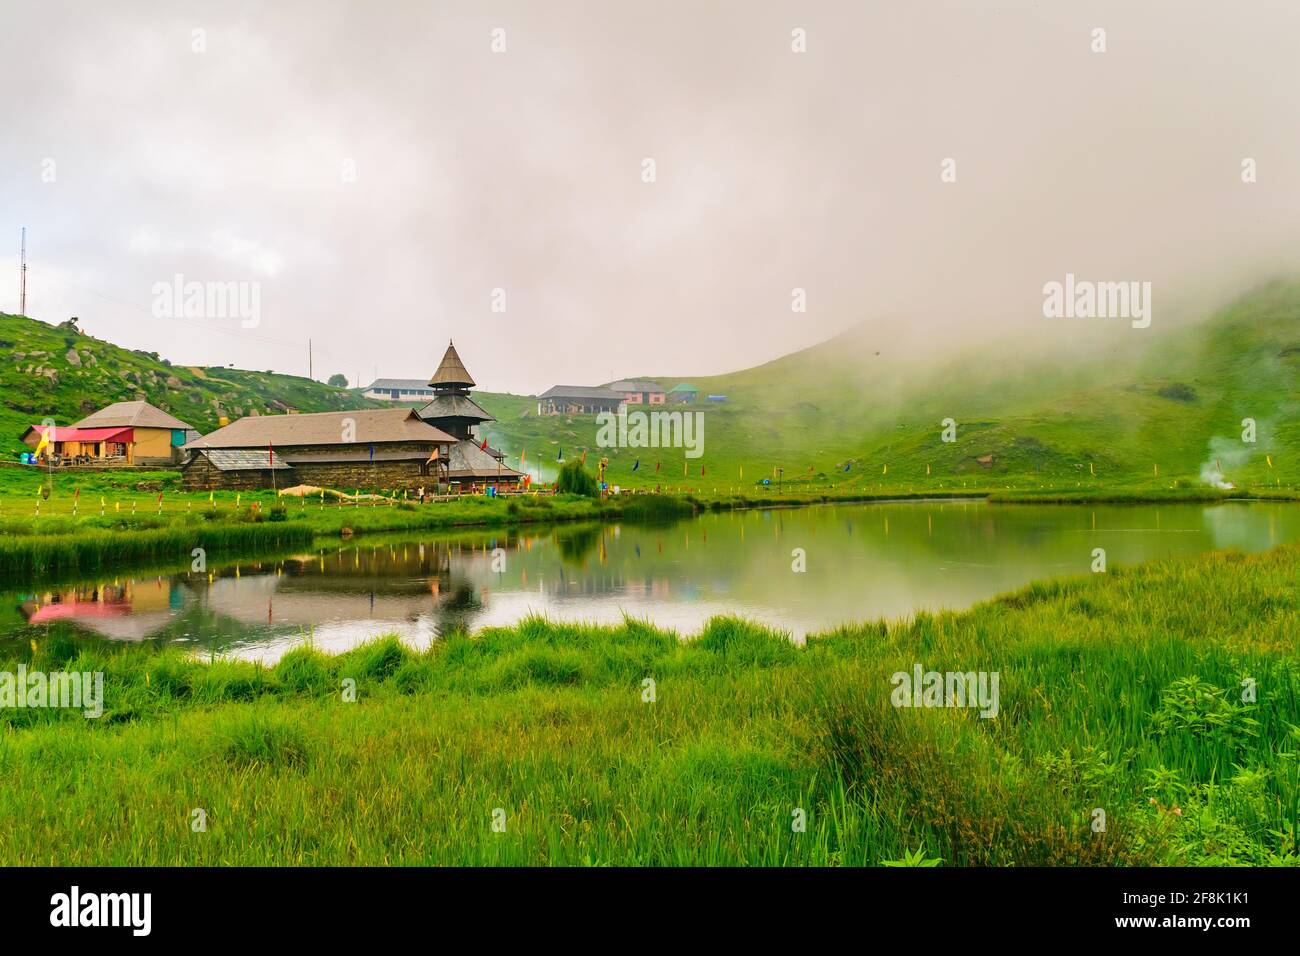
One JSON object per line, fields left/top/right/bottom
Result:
{"left": 2, "top": 0, "right": 1299, "bottom": 393}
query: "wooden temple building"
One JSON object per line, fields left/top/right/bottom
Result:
{"left": 179, "top": 408, "right": 455, "bottom": 492}
{"left": 416, "top": 342, "right": 524, "bottom": 491}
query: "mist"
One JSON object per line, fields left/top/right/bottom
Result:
{"left": 1, "top": 0, "right": 1298, "bottom": 394}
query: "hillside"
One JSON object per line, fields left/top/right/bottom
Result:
{"left": 475, "top": 281, "right": 1300, "bottom": 493}
{"left": 0, "top": 313, "right": 383, "bottom": 455}
{"left": 5, "top": 280, "right": 1297, "bottom": 496}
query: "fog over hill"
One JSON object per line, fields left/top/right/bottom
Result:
{"left": 2, "top": 1, "right": 1299, "bottom": 393}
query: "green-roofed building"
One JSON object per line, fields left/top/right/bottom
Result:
{"left": 668, "top": 383, "right": 700, "bottom": 403}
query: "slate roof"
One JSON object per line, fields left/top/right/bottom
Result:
{"left": 418, "top": 393, "right": 495, "bottom": 423}
{"left": 183, "top": 408, "right": 456, "bottom": 449}
{"left": 75, "top": 400, "right": 193, "bottom": 431}
{"left": 188, "top": 448, "right": 292, "bottom": 471}
{"left": 537, "top": 385, "right": 625, "bottom": 401}
{"left": 365, "top": 379, "right": 436, "bottom": 392}
{"left": 445, "top": 439, "right": 523, "bottom": 480}
{"left": 279, "top": 448, "right": 443, "bottom": 463}
{"left": 606, "top": 379, "right": 664, "bottom": 393}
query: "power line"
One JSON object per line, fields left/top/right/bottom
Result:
{"left": 19, "top": 227, "right": 27, "bottom": 317}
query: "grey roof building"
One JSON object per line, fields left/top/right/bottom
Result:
{"left": 536, "top": 385, "right": 626, "bottom": 415}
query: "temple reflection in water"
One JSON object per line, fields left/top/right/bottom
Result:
{"left": 9, "top": 501, "right": 1299, "bottom": 662}
{"left": 13, "top": 523, "right": 660, "bottom": 661}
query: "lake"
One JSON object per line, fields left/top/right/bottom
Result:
{"left": 7, "top": 499, "right": 1300, "bottom": 661}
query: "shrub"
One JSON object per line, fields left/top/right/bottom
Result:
{"left": 1157, "top": 382, "right": 1197, "bottom": 402}
{"left": 556, "top": 460, "right": 599, "bottom": 497}
{"left": 1151, "top": 676, "right": 1260, "bottom": 750}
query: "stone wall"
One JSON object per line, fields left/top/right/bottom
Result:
{"left": 291, "top": 460, "right": 431, "bottom": 493}
{"left": 278, "top": 442, "right": 441, "bottom": 493}
{"left": 181, "top": 457, "right": 279, "bottom": 491}
{"left": 180, "top": 450, "right": 441, "bottom": 489}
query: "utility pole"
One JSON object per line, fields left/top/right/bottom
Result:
{"left": 308, "top": 338, "right": 313, "bottom": 380}
{"left": 19, "top": 227, "right": 27, "bottom": 317}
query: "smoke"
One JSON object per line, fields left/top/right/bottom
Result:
{"left": 1198, "top": 435, "right": 1253, "bottom": 490}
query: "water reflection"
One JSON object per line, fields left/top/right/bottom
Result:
{"left": 7, "top": 500, "right": 1300, "bottom": 661}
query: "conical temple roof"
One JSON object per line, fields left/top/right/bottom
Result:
{"left": 428, "top": 341, "right": 476, "bottom": 388}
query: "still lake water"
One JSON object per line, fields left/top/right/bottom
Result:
{"left": 6, "top": 500, "right": 1300, "bottom": 661}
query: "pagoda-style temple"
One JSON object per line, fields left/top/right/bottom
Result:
{"left": 418, "top": 342, "right": 524, "bottom": 491}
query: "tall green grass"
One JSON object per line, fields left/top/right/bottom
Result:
{"left": 1, "top": 543, "right": 1296, "bottom": 865}
{"left": 0, "top": 523, "right": 316, "bottom": 581}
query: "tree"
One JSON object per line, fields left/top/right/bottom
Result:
{"left": 327, "top": 373, "right": 349, "bottom": 388}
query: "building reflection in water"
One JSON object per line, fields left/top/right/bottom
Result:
{"left": 14, "top": 503, "right": 1297, "bottom": 660}
{"left": 10, "top": 522, "right": 665, "bottom": 659}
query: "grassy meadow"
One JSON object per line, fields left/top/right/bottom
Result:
{"left": 1, "top": 541, "right": 1295, "bottom": 866}
{"left": 475, "top": 281, "right": 1300, "bottom": 497}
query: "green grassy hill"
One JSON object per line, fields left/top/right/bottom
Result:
{"left": 5, "top": 279, "right": 1297, "bottom": 497}
{"left": 475, "top": 281, "right": 1300, "bottom": 494}
{"left": 0, "top": 313, "right": 383, "bottom": 455}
